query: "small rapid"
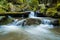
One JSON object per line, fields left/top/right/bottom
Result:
{"left": 29, "top": 11, "right": 37, "bottom": 18}
{"left": 0, "top": 11, "right": 60, "bottom": 40}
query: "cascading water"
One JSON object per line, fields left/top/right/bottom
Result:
{"left": 29, "top": 11, "right": 53, "bottom": 25}
{"left": 41, "top": 19, "right": 51, "bottom": 24}
{"left": 15, "top": 19, "right": 26, "bottom": 26}
{"left": 29, "top": 11, "right": 36, "bottom": 18}
{"left": 0, "top": 11, "right": 60, "bottom": 40}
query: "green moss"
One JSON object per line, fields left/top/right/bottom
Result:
{"left": 46, "top": 8, "right": 57, "bottom": 16}
{"left": 0, "top": 8, "right": 6, "bottom": 12}
{"left": 0, "top": 18, "right": 13, "bottom": 25}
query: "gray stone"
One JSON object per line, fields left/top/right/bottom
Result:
{"left": 22, "top": 18, "right": 41, "bottom": 26}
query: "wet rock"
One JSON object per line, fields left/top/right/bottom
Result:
{"left": 0, "top": 16, "right": 14, "bottom": 25}
{"left": 22, "top": 18, "right": 41, "bottom": 26}
{"left": 51, "top": 19, "right": 59, "bottom": 26}
{"left": 0, "top": 16, "right": 6, "bottom": 21}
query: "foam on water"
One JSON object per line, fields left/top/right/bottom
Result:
{"left": 24, "top": 24, "right": 53, "bottom": 35}
{"left": 0, "top": 25, "right": 20, "bottom": 34}
{"left": 0, "top": 11, "right": 54, "bottom": 35}
{"left": 29, "top": 11, "right": 36, "bottom": 18}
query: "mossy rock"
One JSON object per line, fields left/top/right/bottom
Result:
{"left": 0, "top": 17, "right": 14, "bottom": 25}
{"left": 23, "top": 18, "right": 41, "bottom": 26}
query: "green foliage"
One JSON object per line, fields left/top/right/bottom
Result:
{"left": 0, "top": 8, "right": 6, "bottom": 12}
{"left": 57, "top": 3, "right": 60, "bottom": 11}
{"left": 28, "top": 0, "right": 39, "bottom": 11}
{"left": 0, "top": 0, "right": 8, "bottom": 12}
{"left": 46, "top": 8, "right": 57, "bottom": 16}
{"left": 39, "top": 4, "right": 46, "bottom": 13}
{"left": 0, "top": 0, "right": 59, "bottom": 13}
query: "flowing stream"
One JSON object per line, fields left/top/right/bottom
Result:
{"left": 0, "top": 11, "right": 60, "bottom": 40}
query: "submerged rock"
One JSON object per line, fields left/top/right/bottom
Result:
{"left": 22, "top": 18, "right": 41, "bottom": 26}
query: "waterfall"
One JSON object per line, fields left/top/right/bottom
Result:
{"left": 15, "top": 19, "right": 26, "bottom": 26}
{"left": 29, "top": 11, "right": 52, "bottom": 25}
{"left": 29, "top": 11, "right": 36, "bottom": 18}
{"left": 0, "top": 11, "right": 54, "bottom": 35}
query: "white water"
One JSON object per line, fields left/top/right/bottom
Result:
{"left": 0, "top": 11, "right": 53, "bottom": 34}
{"left": 0, "top": 11, "right": 60, "bottom": 40}
{"left": 29, "top": 11, "right": 52, "bottom": 24}
{"left": 29, "top": 11, "right": 36, "bottom": 18}
{"left": 0, "top": 22, "right": 59, "bottom": 40}
{"left": 41, "top": 19, "right": 51, "bottom": 24}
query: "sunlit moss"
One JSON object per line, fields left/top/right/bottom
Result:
{"left": 0, "top": 0, "right": 59, "bottom": 15}
{"left": 0, "top": 8, "right": 6, "bottom": 12}
{"left": 46, "top": 8, "right": 57, "bottom": 16}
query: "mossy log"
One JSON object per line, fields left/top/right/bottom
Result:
{"left": 0, "top": 12, "right": 30, "bottom": 15}
{"left": 0, "top": 12, "right": 30, "bottom": 17}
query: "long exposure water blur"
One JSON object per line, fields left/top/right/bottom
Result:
{"left": 0, "top": 11, "right": 60, "bottom": 40}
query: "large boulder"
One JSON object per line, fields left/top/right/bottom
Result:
{"left": 22, "top": 18, "right": 41, "bottom": 26}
